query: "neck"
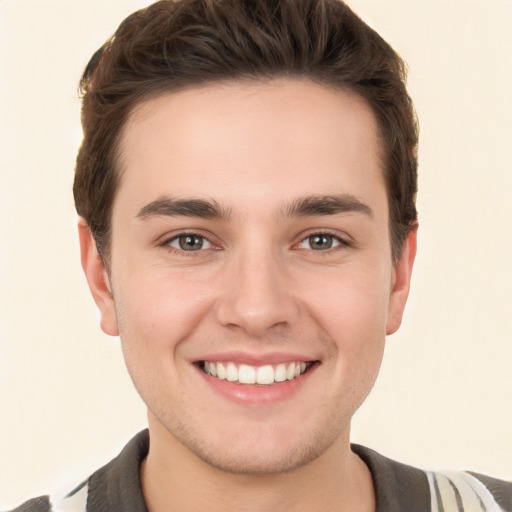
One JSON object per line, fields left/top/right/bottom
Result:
{"left": 141, "top": 420, "right": 375, "bottom": 512}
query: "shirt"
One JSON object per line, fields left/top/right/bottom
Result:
{"left": 9, "top": 430, "right": 512, "bottom": 512}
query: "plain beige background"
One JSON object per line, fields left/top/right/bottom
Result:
{"left": 1, "top": 0, "right": 511, "bottom": 507}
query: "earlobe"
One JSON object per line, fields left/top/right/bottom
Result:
{"left": 386, "top": 225, "right": 418, "bottom": 335}
{"left": 78, "top": 219, "right": 119, "bottom": 336}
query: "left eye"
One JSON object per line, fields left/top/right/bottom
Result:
{"left": 298, "top": 234, "right": 343, "bottom": 251}
{"left": 167, "top": 234, "right": 212, "bottom": 252}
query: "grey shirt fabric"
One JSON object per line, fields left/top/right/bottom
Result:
{"left": 8, "top": 429, "right": 512, "bottom": 512}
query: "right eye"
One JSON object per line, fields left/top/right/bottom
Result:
{"left": 166, "top": 234, "right": 213, "bottom": 252}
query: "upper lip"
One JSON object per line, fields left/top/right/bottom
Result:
{"left": 193, "top": 351, "right": 318, "bottom": 366}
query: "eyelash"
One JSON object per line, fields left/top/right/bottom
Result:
{"left": 163, "top": 231, "right": 217, "bottom": 255}
{"left": 162, "top": 230, "right": 351, "bottom": 255}
{"left": 296, "top": 231, "right": 351, "bottom": 253}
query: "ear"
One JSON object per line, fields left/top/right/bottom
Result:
{"left": 78, "top": 219, "right": 119, "bottom": 336}
{"left": 386, "top": 225, "right": 418, "bottom": 335}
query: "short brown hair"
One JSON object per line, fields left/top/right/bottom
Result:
{"left": 74, "top": 0, "right": 418, "bottom": 261}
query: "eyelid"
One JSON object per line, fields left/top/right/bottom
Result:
{"left": 158, "top": 228, "right": 352, "bottom": 253}
{"left": 294, "top": 229, "right": 352, "bottom": 250}
{"left": 168, "top": 235, "right": 213, "bottom": 250}
{"left": 161, "top": 230, "right": 219, "bottom": 252}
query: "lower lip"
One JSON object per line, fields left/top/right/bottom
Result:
{"left": 197, "top": 364, "right": 318, "bottom": 406}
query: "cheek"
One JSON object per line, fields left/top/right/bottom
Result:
{"left": 302, "top": 264, "right": 391, "bottom": 342}
{"left": 298, "top": 263, "right": 390, "bottom": 390}
{"left": 112, "top": 265, "right": 216, "bottom": 351}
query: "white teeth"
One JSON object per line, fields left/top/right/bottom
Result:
{"left": 238, "top": 364, "right": 256, "bottom": 384}
{"left": 216, "top": 362, "right": 226, "bottom": 380}
{"left": 274, "top": 364, "right": 287, "bottom": 382}
{"left": 203, "top": 360, "right": 310, "bottom": 385}
{"left": 256, "top": 365, "right": 275, "bottom": 385}
{"left": 226, "top": 362, "right": 238, "bottom": 382}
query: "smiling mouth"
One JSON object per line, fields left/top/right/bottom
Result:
{"left": 199, "top": 361, "right": 315, "bottom": 385}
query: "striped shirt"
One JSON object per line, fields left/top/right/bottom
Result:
{"left": 9, "top": 430, "right": 512, "bottom": 512}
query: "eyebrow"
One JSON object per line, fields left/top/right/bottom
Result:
{"left": 135, "top": 194, "right": 372, "bottom": 222}
{"left": 136, "top": 197, "right": 231, "bottom": 221}
{"left": 281, "top": 194, "right": 373, "bottom": 219}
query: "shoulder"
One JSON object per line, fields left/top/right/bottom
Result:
{"left": 352, "top": 444, "right": 512, "bottom": 512}
{"left": 6, "top": 430, "right": 149, "bottom": 512}
{"left": 6, "top": 481, "right": 88, "bottom": 512}
{"left": 427, "top": 470, "right": 511, "bottom": 512}
{"left": 5, "top": 496, "right": 52, "bottom": 512}
{"left": 470, "top": 471, "right": 512, "bottom": 510}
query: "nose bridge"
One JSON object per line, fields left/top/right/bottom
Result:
{"left": 215, "top": 236, "right": 298, "bottom": 335}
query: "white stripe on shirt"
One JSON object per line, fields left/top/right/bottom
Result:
{"left": 51, "top": 483, "right": 88, "bottom": 512}
{"left": 428, "top": 470, "right": 504, "bottom": 512}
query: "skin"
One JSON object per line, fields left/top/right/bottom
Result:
{"left": 79, "top": 79, "right": 416, "bottom": 512}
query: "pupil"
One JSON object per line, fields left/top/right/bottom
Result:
{"left": 179, "top": 235, "right": 203, "bottom": 251}
{"left": 310, "top": 234, "right": 332, "bottom": 250}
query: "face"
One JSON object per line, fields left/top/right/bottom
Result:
{"left": 80, "top": 79, "right": 415, "bottom": 475}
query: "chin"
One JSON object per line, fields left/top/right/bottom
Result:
{"left": 190, "top": 440, "right": 329, "bottom": 476}
{"left": 159, "top": 412, "right": 343, "bottom": 476}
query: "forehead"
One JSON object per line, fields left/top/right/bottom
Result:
{"left": 116, "top": 79, "right": 386, "bottom": 219}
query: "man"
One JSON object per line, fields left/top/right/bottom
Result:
{"left": 10, "top": 0, "right": 511, "bottom": 511}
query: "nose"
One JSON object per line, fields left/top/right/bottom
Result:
{"left": 215, "top": 248, "right": 299, "bottom": 337}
